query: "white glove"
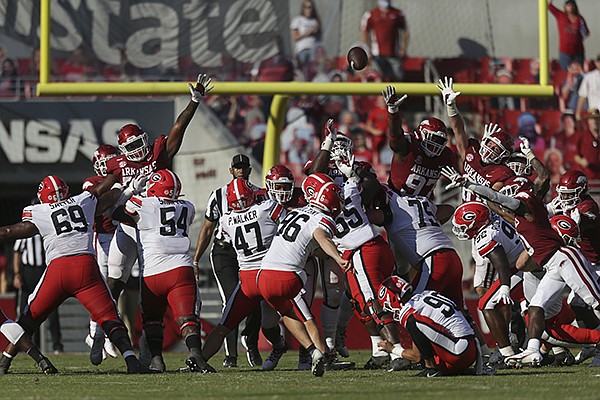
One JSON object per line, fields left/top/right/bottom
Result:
{"left": 519, "top": 136, "right": 535, "bottom": 160}
{"left": 188, "top": 73, "right": 214, "bottom": 103}
{"left": 381, "top": 85, "right": 408, "bottom": 114}
{"left": 321, "top": 118, "right": 337, "bottom": 151}
{"left": 124, "top": 174, "right": 149, "bottom": 197}
{"left": 336, "top": 155, "right": 360, "bottom": 183}
{"left": 483, "top": 123, "right": 501, "bottom": 138}
{"left": 440, "top": 166, "right": 466, "bottom": 190}
{"left": 436, "top": 76, "right": 461, "bottom": 105}
{"left": 570, "top": 207, "right": 581, "bottom": 224}
{"left": 545, "top": 196, "right": 562, "bottom": 216}
{"left": 498, "top": 285, "right": 513, "bottom": 305}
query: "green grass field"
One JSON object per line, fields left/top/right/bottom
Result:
{"left": 2, "top": 351, "right": 599, "bottom": 400}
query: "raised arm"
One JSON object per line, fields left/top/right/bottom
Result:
{"left": 382, "top": 85, "right": 409, "bottom": 157}
{"left": 0, "top": 222, "right": 38, "bottom": 243}
{"left": 519, "top": 137, "right": 550, "bottom": 197}
{"left": 336, "top": 156, "right": 379, "bottom": 205}
{"left": 308, "top": 119, "right": 336, "bottom": 174}
{"left": 166, "top": 74, "right": 214, "bottom": 159}
{"left": 437, "top": 77, "right": 467, "bottom": 160}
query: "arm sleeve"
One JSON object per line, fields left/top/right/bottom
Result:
{"left": 464, "top": 182, "right": 521, "bottom": 211}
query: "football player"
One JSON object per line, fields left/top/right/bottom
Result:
{"left": 443, "top": 170, "right": 600, "bottom": 367}
{"left": 105, "top": 74, "right": 213, "bottom": 302}
{"left": 452, "top": 201, "right": 525, "bottom": 364}
{"left": 124, "top": 169, "right": 214, "bottom": 373}
{"left": 0, "top": 175, "right": 147, "bottom": 373}
{"left": 258, "top": 173, "right": 351, "bottom": 377}
{"left": 0, "top": 307, "right": 57, "bottom": 374}
{"left": 201, "top": 178, "right": 293, "bottom": 372}
{"left": 82, "top": 144, "right": 119, "bottom": 365}
{"left": 377, "top": 277, "right": 479, "bottom": 377}
{"left": 383, "top": 84, "right": 456, "bottom": 199}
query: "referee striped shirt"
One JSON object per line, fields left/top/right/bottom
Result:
{"left": 13, "top": 234, "right": 46, "bottom": 268}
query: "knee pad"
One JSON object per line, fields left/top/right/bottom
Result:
{"left": 0, "top": 321, "right": 25, "bottom": 345}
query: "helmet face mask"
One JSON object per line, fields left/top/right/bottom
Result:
{"left": 418, "top": 118, "right": 448, "bottom": 158}
{"left": 377, "top": 276, "right": 413, "bottom": 322}
{"left": 265, "top": 165, "right": 295, "bottom": 204}
{"left": 507, "top": 153, "right": 531, "bottom": 176}
{"left": 479, "top": 132, "right": 513, "bottom": 165}
{"left": 118, "top": 124, "right": 150, "bottom": 162}
{"left": 147, "top": 169, "right": 182, "bottom": 200}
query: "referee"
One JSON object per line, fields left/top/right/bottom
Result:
{"left": 13, "top": 232, "right": 63, "bottom": 354}
{"left": 193, "top": 154, "right": 262, "bottom": 368}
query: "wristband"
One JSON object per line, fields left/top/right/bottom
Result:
{"left": 525, "top": 151, "right": 535, "bottom": 161}
{"left": 321, "top": 136, "right": 333, "bottom": 151}
{"left": 446, "top": 103, "right": 459, "bottom": 117}
{"left": 387, "top": 105, "right": 399, "bottom": 114}
{"left": 391, "top": 344, "right": 405, "bottom": 358}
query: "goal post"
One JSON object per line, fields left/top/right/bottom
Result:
{"left": 36, "top": 0, "right": 553, "bottom": 180}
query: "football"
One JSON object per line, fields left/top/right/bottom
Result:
{"left": 347, "top": 46, "right": 368, "bottom": 71}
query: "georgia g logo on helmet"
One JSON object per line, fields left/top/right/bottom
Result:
{"left": 462, "top": 211, "right": 477, "bottom": 222}
{"left": 378, "top": 285, "right": 387, "bottom": 301}
{"left": 557, "top": 219, "right": 573, "bottom": 230}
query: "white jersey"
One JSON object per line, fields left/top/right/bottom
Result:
{"left": 333, "top": 180, "right": 377, "bottom": 251}
{"left": 384, "top": 189, "right": 454, "bottom": 265}
{"left": 125, "top": 196, "right": 195, "bottom": 277}
{"left": 221, "top": 199, "right": 285, "bottom": 271}
{"left": 397, "top": 291, "right": 474, "bottom": 338}
{"left": 262, "top": 206, "right": 336, "bottom": 281}
{"left": 22, "top": 191, "right": 97, "bottom": 265}
{"left": 473, "top": 216, "right": 524, "bottom": 268}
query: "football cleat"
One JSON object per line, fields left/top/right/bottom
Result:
{"left": 550, "top": 349, "right": 575, "bottom": 367}
{"left": 0, "top": 354, "right": 11, "bottom": 374}
{"left": 262, "top": 339, "right": 287, "bottom": 371}
{"left": 415, "top": 367, "right": 442, "bottom": 377}
{"left": 104, "top": 340, "right": 119, "bottom": 359}
{"left": 223, "top": 355, "right": 238, "bottom": 368}
{"left": 149, "top": 355, "right": 166, "bottom": 373}
{"left": 90, "top": 332, "right": 106, "bottom": 366}
{"left": 387, "top": 357, "right": 411, "bottom": 372}
{"left": 588, "top": 350, "right": 600, "bottom": 367}
{"left": 505, "top": 348, "right": 542, "bottom": 367}
{"left": 335, "top": 327, "right": 350, "bottom": 358}
{"left": 324, "top": 351, "right": 355, "bottom": 371}
{"left": 298, "top": 347, "right": 311, "bottom": 371}
{"left": 39, "top": 357, "right": 58, "bottom": 375}
{"left": 311, "top": 349, "right": 325, "bottom": 377}
{"left": 574, "top": 346, "right": 596, "bottom": 364}
{"left": 185, "top": 355, "right": 217, "bottom": 373}
{"left": 125, "top": 356, "right": 150, "bottom": 374}
{"left": 363, "top": 354, "right": 390, "bottom": 370}
{"left": 241, "top": 335, "right": 262, "bottom": 367}
{"left": 138, "top": 332, "right": 152, "bottom": 368}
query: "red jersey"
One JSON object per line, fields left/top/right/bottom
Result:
{"left": 575, "top": 131, "right": 600, "bottom": 180}
{"left": 388, "top": 133, "right": 456, "bottom": 198}
{"left": 106, "top": 135, "right": 170, "bottom": 185}
{"left": 256, "top": 187, "right": 307, "bottom": 209}
{"left": 462, "top": 139, "right": 514, "bottom": 201}
{"left": 513, "top": 188, "right": 564, "bottom": 267}
{"left": 567, "top": 196, "right": 600, "bottom": 264}
{"left": 82, "top": 175, "right": 117, "bottom": 235}
{"left": 548, "top": 3, "right": 586, "bottom": 56}
{"left": 360, "top": 7, "right": 407, "bottom": 57}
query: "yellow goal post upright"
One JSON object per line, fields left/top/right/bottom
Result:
{"left": 37, "top": 0, "right": 553, "bottom": 183}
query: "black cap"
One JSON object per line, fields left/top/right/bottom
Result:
{"left": 231, "top": 153, "right": 251, "bottom": 167}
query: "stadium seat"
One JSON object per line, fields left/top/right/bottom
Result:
{"left": 500, "top": 109, "right": 522, "bottom": 136}
{"left": 402, "top": 57, "right": 425, "bottom": 82}
{"left": 536, "top": 110, "right": 562, "bottom": 138}
{"left": 17, "top": 58, "right": 32, "bottom": 76}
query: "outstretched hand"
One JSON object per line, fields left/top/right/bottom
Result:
{"left": 189, "top": 73, "right": 214, "bottom": 103}
{"left": 436, "top": 76, "right": 461, "bottom": 105}
{"left": 381, "top": 85, "right": 408, "bottom": 114}
{"left": 441, "top": 166, "right": 466, "bottom": 190}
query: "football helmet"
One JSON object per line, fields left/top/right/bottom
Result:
{"left": 452, "top": 201, "right": 491, "bottom": 240}
{"left": 226, "top": 177, "right": 256, "bottom": 212}
{"left": 37, "top": 175, "right": 69, "bottom": 204}
{"left": 92, "top": 144, "right": 118, "bottom": 176}
{"left": 118, "top": 124, "right": 150, "bottom": 162}
{"left": 480, "top": 130, "right": 514, "bottom": 164}
{"left": 550, "top": 215, "right": 580, "bottom": 246}
{"left": 556, "top": 170, "right": 588, "bottom": 211}
{"left": 499, "top": 176, "right": 534, "bottom": 198}
{"left": 377, "top": 276, "right": 413, "bottom": 321}
{"left": 330, "top": 133, "right": 353, "bottom": 162}
{"left": 147, "top": 169, "right": 182, "bottom": 200}
{"left": 417, "top": 118, "right": 448, "bottom": 158}
{"left": 265, "top": 165, "right": 295, "bottom": 205}
{"left": 301, "top": 173, "right": 342, "bottom": 216}
{"left": 507, "top": 152, "right": 531, "bottom": 177}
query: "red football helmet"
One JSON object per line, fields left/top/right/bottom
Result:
{"left": 227, "top": 178, "right": 256, "bottom": 212}
{"left": 550, "top": 215, "right": 580, "bottom": 246}
{"left": 265, "top": 165, "right": 295, "bottom": 205}
{"left": 417, "top": 118, "right": 448, "bottom": 157}
{"left": 147, "top": 169, "right": 182, "bottom": 200}
{"left": 479, "top": 130, "right": 514, "bottom": 164}
{"left": 499, "top": 176, "right": 534, "bottom": 198}
{"left": 37, "top": 175, "right": 69, "bottom": 204}
{"left": 556, "top": 170, "right": 588, "bottom": 211}
{"left": 452, "top": 201, "right": 491, "bottom": 240}
{"left": 378, "top": 276, "right": 413, "bottom": 321}
{"left": 118, "top": 124, "right": 150, "bottom": 162}
{"left": 507, "top": 152, "right": 531, "bottom": 177}
{"left": 301, "top": 173, "right": 342, "bottom": 216}
{"left": 330, "top": 133, "right": 353, "bottom": 162}
{"left": 93, "top": 144, "right": 118, "bottom": 176}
